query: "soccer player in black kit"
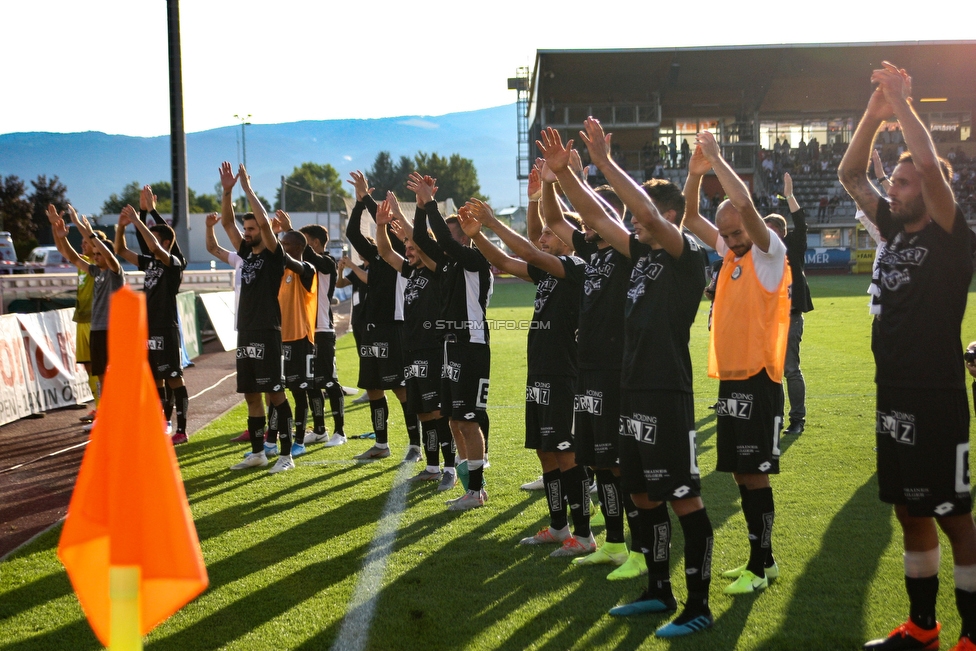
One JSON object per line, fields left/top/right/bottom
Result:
{"left": 217, "top": 162, "right": 295, "bottom": 472}
{"left": 540, "top": 123, "right": 714, "bottom": 637}
{"left": 373, "top": 194, "right": 456, "bottom": 487}
{"left": 298, "top": 223, "right": 347, "bottom": 448}
{"left": 839, "top": 62, "right": 976, "bottom": 651}
{"left": 345, "top": 171, "right": 421, "bottom": 463}
{"left": 114, "top": 204, "right": 189, "bottom": 444}
{"left": 535, "top": 153, "right": 647, "bottom": 580}
{"left": 464, "top": 196, "right": 593, "bottom": 555}
{"left": 409, "top": 173, "right": 493, "bottom": 509}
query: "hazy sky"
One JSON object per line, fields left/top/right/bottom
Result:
{"left": 3, "top": 1, "right": 973, "bottom": 137}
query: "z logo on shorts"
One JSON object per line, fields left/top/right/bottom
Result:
{"left": 620, "top": 416, "right": 657, "bottom": 444}
{"left": 877, "top": 410, "right": 916, "bottom": 445}
{"left": 237, "top": 343, "right": 266, "bottom": 360}
{"left": 715, "top": 398, "right": 753, "bottom": 420}
{"left": 148, "top": 336, "right": 165, "bottom": 350}
{"left": 526, "top": 385, "right": 551, "bottom": 405}
{"left": 574, "top": 394, "right": 603, "bottom": 415}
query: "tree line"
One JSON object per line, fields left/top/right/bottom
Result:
{"left": 0, "top": 150, "right": 483, "bottom": 258}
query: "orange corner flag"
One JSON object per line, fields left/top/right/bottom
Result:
{"left": 58, "top": 286, "right": 208, "bottom": 647}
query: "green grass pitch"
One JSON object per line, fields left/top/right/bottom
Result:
{"left": 2, "top": 275, "right": 976, "bottom": 650}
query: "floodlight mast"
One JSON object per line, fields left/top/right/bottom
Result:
{"left": 167, "top": 0, "right": 190, "bottom": 259}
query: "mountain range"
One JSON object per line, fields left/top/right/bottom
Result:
{"left": 0, "top": 104, "right": 520, "bottom": 215}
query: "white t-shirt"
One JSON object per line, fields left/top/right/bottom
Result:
{"left": 715, "top": 226, "right": 787, "bottom": 292}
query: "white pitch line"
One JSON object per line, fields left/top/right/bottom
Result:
{"left": 188, "top": 371, "right": 237, "bottom": 401}
{"left": 331, "top": 462, "right": 413, "bottom": 651}
{"left": 0, "top": 440, "right": 90, "bottom": 474}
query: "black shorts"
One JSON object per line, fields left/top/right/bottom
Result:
{"left": 440, "top": 340, "right": 490, "bottom": 421}
{"left": 313, "top": 331, "right": 339, "bottom": 390}
{"left": 524, "top": 374, "right": 575, "bottom": 453}
{"left": 618, "top": 390, "right": 701, "bottom": 501}
{"left": 715, "top": 371, "right": 783, "bottom": 475}
{"left": 358, "top": 322, "right": 405, "bottom": 389}
{"left": 405, "top": 346, "right": 443, "bottom": 414}
{"left": 877, "top": 386, "right": 972, "bottom": 517}
{"left": 574, "top": 368, "right": 622, "bottom": 467}
{"left": 236, "top": 329, "right": 284, "bottom": 394}
{"left": 90, "top": 329, "right": 108, "bottom": 377}
{"left": 283, "top": 338, "right": 315, "bottom": 391}
{"left": 148, "top": 327, "right": 183, "bottom": 381}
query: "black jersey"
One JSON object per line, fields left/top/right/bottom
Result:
{"left": 348, "top": 268, "right": 367, "bottom": 331}
{"left": 401, "top": 262, "right": 442, "bottom": 351}
{"left": 622, "top": 234, "right": 706, "bottom": 393}
{"left": 413, "top": 202, "right": 493, "bottom": 345}
{"left": 527, "top": 255, "right": 586, "bottom": 377}
{"left": 572, "top": 230, "right": 631, "bottom": 370}
{"left": 304, "top": 249, "right": 338, "bottom": 332}
{"left": 237, "top": 241, "right": 285, "bottom": 331}
{"left": 138, "top": 252, "right": 183, "bottom": 329}
{"left": 873, "top": 200, "right": 972, "bottom": 390}
{"left": 346, "top": 197, "right": 406, "bottom": 324}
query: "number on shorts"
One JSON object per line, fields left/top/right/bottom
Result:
{"left": 689, "top": 430, "right": 700, "bottom": 475}
{"left": 956, "top": 442, "right": 971, "bottom": 494}
{"left": 772, "top": 416, "right": 782, "bottom": 457}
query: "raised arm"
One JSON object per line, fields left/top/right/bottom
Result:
{"left": 838, "top": 83, "right": 891, "bottom": 223}
{"left": 871, "top": 149, "right": 892, "bottom": 193}
{"left": 344, "top": 170, "right": 379, "bottom": 260}
{"left": 680, "top": 146, "right": 720, "bottom": 249}
{"left": 134, "top": 186, "right": 152, "bottom": 255}
{"left": 467, "top": 199, "right": 567, "bottom": 278}
{"left": 114, "top": 205, "right": 140, "bottom": 266}
{"left": 205, "top": 212, "right": 232, "bottom": 264}
{"left": 48, "top": 207, "right": 86, "bottom": 272}
{"left": 696, "top": 131, "right": 769, "bottom": 252}
{"left": 874, "top": 62, "right": 956, "bottom": 232}
{"left": 219, "top": 161, "right": 243, "bottom": 250}
{"left": 71, "top": 207, "right": 120, "bottom": 274}
{"left": 580, "top": 120, "right": 687, "bottom": 258}
{"left": 458, "top": 208, "right": 530, "bottom": 281}
{"left": 527, "top": 159, "right": 546, "bottom": 246}
{"left": 238, "top": 164, "right": 276, "bottom": 252}
{"left": 537, "top": 126, "right": 631, "bottom": 256}
{"left": 783, "top": 174, "right": 808, "bottom": 259}
{"left": 127, "top": 204, "right": 173, "bottom": 266}
{"left": 374, "top": 199, "right": 407, "bottom": 270}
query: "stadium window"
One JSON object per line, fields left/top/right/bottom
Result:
{"left": 821, "top": 229, "right": 841, "bottom": 247}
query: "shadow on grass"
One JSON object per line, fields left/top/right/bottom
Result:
{"left": 0, "top": 619, "right": 100, "bottom": 651}
{"left": 755, "top": 475, "right": 889, "bottom": 650}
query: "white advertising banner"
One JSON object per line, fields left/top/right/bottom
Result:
{"left": 0, "top": 309, "right": 94, "bottom": 427}
{"left": 198, "top": 291, "right": 237, "bottom": 352}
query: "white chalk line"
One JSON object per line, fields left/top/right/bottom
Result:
{"left": 330, "top": 462, "right": 413, "bottom": 651}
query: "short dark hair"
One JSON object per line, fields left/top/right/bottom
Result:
{"left": 99, "top": 240, "right": 116, "bottom": 256}
{"left": 445, "top": 215, "right": 460, "bottom": 227}
{"left": 564, "top": 212, "right": 583, "bottom": 231}
{"left": 241, "top": 212, "right": 256, "bottom": 223}
{"left": 281, "top": 230, "right": 307, "bottom": 251}
{"left": 641, "top": 179, "right": 685, "bottom": 217}
{"left": 897, "top": 152, "right": 953, "bottom": 183}
{"left": 593, "top": 185, "right": 624, "bottom": 217}
{"left": 150, "top": 223, "right": 175, "bottom": 246}
{"left": 299, "top": 224, "right": 329, "bottom": 246}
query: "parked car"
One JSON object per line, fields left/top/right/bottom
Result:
{"left": 23, "top": 246, "right": 73, "bottom": 273}
{"left": 0, "top": 232, "right": 17, "bottom": 273}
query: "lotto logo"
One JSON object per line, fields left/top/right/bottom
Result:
{"left": 621, "top": 417, "right": 657, "bottom": 444}
{"left": 715, "top": 398, "right": 753, "bottom": 420}
{"left": 556, "top": 441, "right": 571, "bottom": 451}
{"left": 237, "top": 344, "right": 266, "bottom": 360}
{"left": 877, "top": 411, "right": 916, "bottom": 445}
{"left": 359, "top": 343, "right": 389, "bottom": 359}
{"left": 673, "top": 485, "right": 690, "bottom": 498}
{"left": 934, "top": 502, "right": 955, "bottom": 516}
{"left": 526, "top": 386, "right": 551, "bottom": 405}
{"left": 759, "top": 461, "right": 772, "bottom": 472}
{"left": 148, "top": 336, "right": 165, "bottom": 351}
{"left": 574, "top": 395, "right": 603, "bottom": 415}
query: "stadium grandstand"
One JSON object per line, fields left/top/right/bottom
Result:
{"left": 510, "top": 41, "right": 976, "bottom": 270}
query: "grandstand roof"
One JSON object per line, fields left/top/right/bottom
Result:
{"left": 530, "top": 41, "right": 976, "bottom": 120}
